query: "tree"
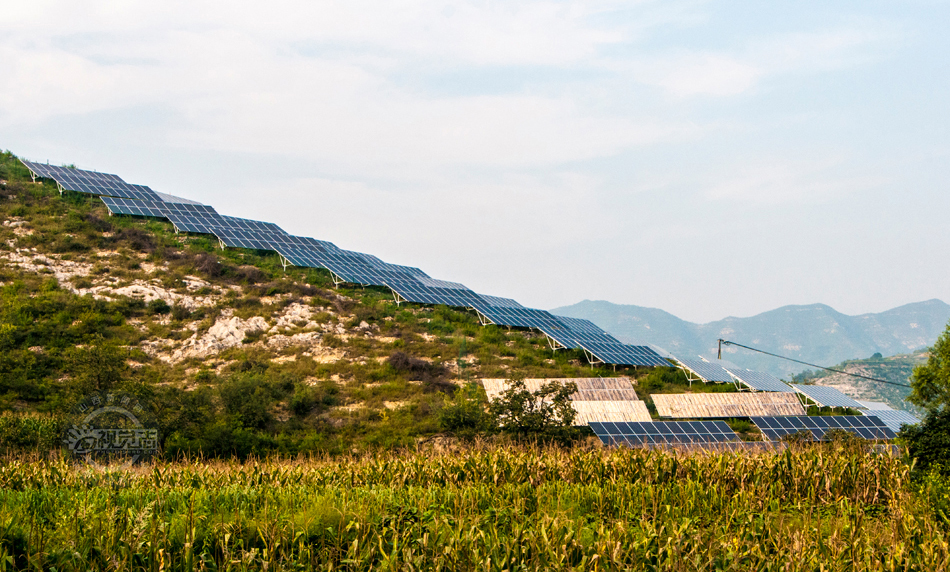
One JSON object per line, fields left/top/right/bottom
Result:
{"left": 899, "top": 409, "right": 950, "bottom": 475}
{"left": 437, "top": 382, "right": 494, "bottom": 437}
{"left": 487, "top": 377, "right": 577, "bottom": 434}
{"left": 908, "top": 322, "right": 950, "bottom": 411}
{"left": 65, "top": 340, "right": 129, "bottom": 395}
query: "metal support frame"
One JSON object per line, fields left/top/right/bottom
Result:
{"left": 391, "top": 289, "right": 407, "bottom": 305}
{"left": 472, "top": 308, "right": 495, "bottom": 326}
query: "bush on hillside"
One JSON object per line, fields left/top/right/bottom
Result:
{"left": 438, "top": 382, "right": 494, "bottom": 437}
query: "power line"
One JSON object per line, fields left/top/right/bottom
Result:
{"left": 718, "top": 339, "right": 912, "bottom": 388}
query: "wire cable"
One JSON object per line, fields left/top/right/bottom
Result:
{"left": 718, "top": 339, "right": 912, "bottom": 388}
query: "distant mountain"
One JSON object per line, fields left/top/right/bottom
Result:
{"left": 551, "top": 299, "right": 950, "bottom": 379}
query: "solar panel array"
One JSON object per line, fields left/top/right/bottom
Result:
{"left": 790, "top": 384, "right": 864, "bottom": 409}
{"left": 723, "top": 367, "right": 795, "bottom": 393}
{"left": 652, "top": 392, "right": 805, "bottom": 418}
{"left": 589, "top": 421, "right": 739, "bottom": 447}
{"left": 676, "top": 359, "right": 735, "bottom": 383}
{"left": 750, "top": 416, "right": 896, "bottom": 442}
{"left": 20, "top": 160, "right": 160, "bottom": 201}
{"left": 861, "top": 409, "right": 920, "bottom": 433}
{"left": 27, "top": 156, "right": 671, "bottom": 368}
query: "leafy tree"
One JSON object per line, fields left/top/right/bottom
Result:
{"left": 900, "top": 408, "right": 950, "bottom": 475}
{"left": 908, "top": 322, "right": 950, "bottom": 411}
{"left": 65, "top": 340, "right": 129, "bottom": 394}
{"left": 488, "top": 377, "right": 577, "bottom": 434}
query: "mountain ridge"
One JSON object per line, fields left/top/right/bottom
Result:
{"left": 552, "top": 299, "right": 950, "bottom": 379}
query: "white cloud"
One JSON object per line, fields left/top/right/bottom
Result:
{"left": 703, "top": 157, "right": 887, "bottom": 205}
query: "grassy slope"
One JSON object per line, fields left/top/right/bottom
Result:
{"left": 2, "top": 150, "right": 726, "bottom": 455}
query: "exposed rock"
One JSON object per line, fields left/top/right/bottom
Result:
{"left": 142, "top": 309, "right": 269, "bottom": 363}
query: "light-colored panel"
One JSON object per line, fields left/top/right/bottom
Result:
{"left": 652, "top": 392, "right": 805, "bottom": 418}
{"left": 481, "top": 377, "right": 637, "bottom": 401}
{"left": 572, "top": 400, "right": 652, "bottom": 425}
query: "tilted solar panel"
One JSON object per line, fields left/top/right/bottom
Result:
{"left": 855, "top": 400, "right": 892, "bottom": 410}
{"left": 554, "top": 316, "right": 605, "bottom": 336}
{"left": 749, "top": 415, "right": 896, "bottom": 441}
{"left": 477, "top": 295, "right": 524, "bottom": 309}
{"left": 723, "top": 367, "right": 794, "bottom": 392}
{"left": 589, "top": 420, "right": 739, "bottom": 447}
{"left": 24, "top": 161, "right": 161, "bottom": 201}
{"left": 790, "top": 384, "right": 863, "bottom": 409}
{"left": 218, "top": 216, "right": 287, "bottom": 235}
{"left": 677, "top": 359, "right": 734, "bottom": 383}
{"left": 861, "top": 410, "right": 920, "bottom": 433}
{"left": 19, "top": 159, "right": 55, "bottom": 179}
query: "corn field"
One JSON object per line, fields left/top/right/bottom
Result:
{"left": 1, "top": 444, "right": 948, "bottom": 571}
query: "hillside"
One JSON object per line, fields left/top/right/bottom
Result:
{"left": 0, "top": 151, "right": 672, "bottom": 456}
{"left": 791, "top": 350, "right": 928, "bottom": 414}
{"left": 553, "top": 299, "right": 950, "bottom": 379}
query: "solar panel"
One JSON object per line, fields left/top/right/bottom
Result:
{"left": 573, "top": 401, "right": 652, "bottom": 425}
{"left": 855, "top": 400, "right": 892, "bottom": 410}
{"left": 554, "top": 316, "right": 606, "bottom": 336}
{"left": 652, "top": 392, "right": 805, "bottom": 418}
{"left": 154, "top": 191, "right": 205, "bottom": 205}
{"left": 22, "top": 160, "right": 161, "bottom": 201}
{"left": 861, "top": 410, "right": 920, "bottom": 433}
{"left": 790, "top": 384, "right": 864, "bottom": 409}
{"left": 478, "top": 295, "right": 524, "bottom": 309}
{"left": 589, "top": 421, "right": 739, "bottom": 447}
{"left": 749, "top": 415, "right": 897, "bottom": 441}
{"left": 723, "top": 367, "right": 794, "bottom": 392}
{"left": 676, "top": 359, "right": 735, "bottom": 383}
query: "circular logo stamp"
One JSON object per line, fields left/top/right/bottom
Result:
{"left": 63, "top": 392, "right": 159, "bottom": 468}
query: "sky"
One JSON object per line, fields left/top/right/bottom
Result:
{"left": 2, "top": 1, "right": 948, "bottom": 324}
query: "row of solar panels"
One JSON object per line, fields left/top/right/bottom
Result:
{"left": 590, "top": 415, "right": 898, "bottom": 447}
{"left": 20, "top": 159, "right": 670, "bottom": 368}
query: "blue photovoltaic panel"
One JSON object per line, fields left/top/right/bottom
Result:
{"left": 554, "top": 315, "right": 606, "bottom": 336}
{"left": 20, "top": 159, "right": 56, "bottom": 179}
{"left": 749, "top": 416, "right": 896, "bottom": 441}
{"left": 677, "top": 359, "right": 735, "bottom": 383}
{"left": 101, "top": 198, "right": 221, "bottom": 230}
{"left": 478, "top": 295, "right": 524, "bottom": 309}
{"left": 724, "top": 367, "right": 795, "bottom": 392}
{"left": 417, "top": 276, "right": 468, "bottom": 289}
{"left": 154, "top": 191, "right": 205, "bottom": 205}
{"left": 589, "top": 421, "right": 739, "bottom": 447}
{"left": 861, "top": 410, "right": 920, "bottom": 433}
{"left": 790, "top": 384, "right": 863, "bottom": 409}
{"left": 578, "top": 341, "right": 671, "bottom": 367}
{"left": 22, "top": 160, "right": 161, "bottom": 201}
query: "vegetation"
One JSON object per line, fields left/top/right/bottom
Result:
{"left": 792, "top": 350, "right": 927, "bottom": 412}
{"left": 0, "top": 150, "right": 654, "bottom": 457}
{"left": 909, "top": 323, "right": 950, "bottom": 412}
{"left": 1, "top": 445, "right": 949, "bottom": 571}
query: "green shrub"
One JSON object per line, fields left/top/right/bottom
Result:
{"left": 147, "top": 298, "right": 171, "bottom": 314}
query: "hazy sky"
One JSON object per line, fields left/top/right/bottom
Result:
{"left": 2, "top": 1, "right": 948, "bottom": 323}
